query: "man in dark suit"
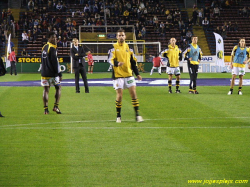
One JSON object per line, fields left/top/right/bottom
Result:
{"left": 70, "top": 38, "right": 89, "bottom": 93}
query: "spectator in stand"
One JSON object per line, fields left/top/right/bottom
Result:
{"left": 33, "top": 29, "right": 38, "bottom": 43}
{"left": 0, "top": 33, "right": 5, "bottom": 47}
{"left": 22, "top": 30, "right": 29, "bottom": 48}
{"left": 192, "top": 9, "right": 198, "bottom": 26}
{"left": 215, "top": 26, "right": 221, "bottom": 34}
{"left": 84, "top": 4, "right": 90, "bottom": 14}
{"left": 28, "top": 0, "right": 35, "bottom": 11}
{"left": 233, "top": 22, "right": 238, "bottom": 32}
{"left": 225, "top": 0, "right": 231, "bottom": 8}
{"left": 27, "top": 30, "right": 33, "bottom": 42}
{"left": 181, "top": 29, "right": 186, "bottom": 41}
{"left": 153, "top": 15, "right": 158, "bottom": 26}
{"left": 213, "top": 6, "right": 220, "bottom": 18}
{"left": 221, "top": 28, "right": 227, "bottom": 39}
{"left": 21, "top": 48, "right": 30, "bottom": 56}
{"left": 242, "top": 7, "right": 248, "bottom": 17}
{"left": 104, "top": 7, "right": 110, "bottom": 18}
{"left": 42, "top": 35, "right": 47, "bottom": 46}
{"left": 62, "top": 37, "right": 67, "bottom": 47}
{"left": 56, "top": 2, "right": 63, "bottom": 12}
{"left": 198, "top": 8, "right": 204, "bottom": 26}
{"left": 141, "top": 27, "right": 146, "bottom": 38}
{"left": 186, "top": 30, "right": 193, "bottom": 44}
{"left": 178, "top": 20, "right": 185, "bottom": 30}
{"left": 57, "top": 36, "right": 63, "bottom": 47}
{"left": 187, "top": 18, "right": 193, "bottom": 28}
{"left": 159, "top": 25, "right": 166, "bottom": 36}
{"left": 93, "top": 3, "right": 99, "bottom": 13}
{"left": 71, "top": 27, "right": 77, "bottom": 38}
{"left": 167, "top": 13, "right": 172, "bottom": 23}
{"left": 202, "top": 17, "right": 209, "bottom": 31}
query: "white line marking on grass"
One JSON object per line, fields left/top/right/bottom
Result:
{"left": 0, "top": 126, "right": 249, "bottom": 130}
{"left": 1, "top": 116, "right": 250, "bottom": 127}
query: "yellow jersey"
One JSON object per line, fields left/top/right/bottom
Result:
{"left": 108, "top": 42, "right": 138, "bottom": 78}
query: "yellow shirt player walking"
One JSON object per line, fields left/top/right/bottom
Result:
{"left": 108, "top": 29, "right": 143, "bottom": 123}
{"left": 160, "top": 38, "right": 182, "bottom": 93}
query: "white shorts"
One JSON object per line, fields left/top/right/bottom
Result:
{"left": 41, "top": 76, "right": 61, "bottom": 86}
{"left": 113, "top": 77, "right": 136, "bottom": 90}
{"left": 167, "top": 67, "right": 180, "bottom": 75}
{"left": 232, "top": 67, "right": 245, "bottom": 76}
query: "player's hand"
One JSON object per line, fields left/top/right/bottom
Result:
{"left": 137, "top": 75, "right": 142, "bottom": 81}
{"left": 198, "top": 59, "right": 200, "bottom": 62}
{"left": 230, "top": 64, "right": 233, "bottom": 69}
{"left": 243, "top": 60, "right": 248, "bottom": 64}
{"left": 189, "top": 57, "right": 192, "bottom": 61}
{"left": 59, "top": 77, "right": 62, "bottom": 81}
{"left": 118, "top": 62, "right": 124, "bottom": 66}
{"left": 248, "top": 64, "right": 250, "bottom": 69}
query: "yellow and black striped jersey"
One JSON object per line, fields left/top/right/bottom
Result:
{"left": 41, "top": 42, "right": 61, "bottom": 78}
{"left": 108, "top": 42, "right": 139, "bottom": 79}
{"left": 160, "top": 44, "right": 182, "bottom": 67}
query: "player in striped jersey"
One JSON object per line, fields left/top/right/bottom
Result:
{"left": 108, "top": 29, "right": 143, "bottom": 123}
{"left": 160, "top": 38, "right": 182, "bottom": 93}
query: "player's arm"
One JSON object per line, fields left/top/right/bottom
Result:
{"left": 50, "top": 47, "right": 62, "bottom": 78}
{"left": 179, "top": 48, "right": 182, "bottom": 61}
{"left": 159, "top": 49, "right": 168, "bottom": 58}
{"left": 182, "top": 46, "right": 191, "bottom": 60}
{"left": 230, "top": 46, "right": 237, "bottom": 68}
{"left": 130, "top": 49, "right": 142, "bottom": 80}
{"left": 108, "top": 46, "right": 120, "bottom": 67}
{"left": 198, "top": 47, "right": 202, "bottom": 62}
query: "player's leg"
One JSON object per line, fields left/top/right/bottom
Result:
{"left": 150, "top": 66, "right": 155, "bottom": 75}
{"left": 74, "top": 68, "right": 80, "bottom": 93}
{"left": 228, "top": 67, "right": 237, "bottom": 95}
{"left": 10, "top": 61, "right": 13, "bottom": 75}
{"left": 128, "top": 85, "right": 143, "bottom": 122}
{"left": 113, "top": 78, "right": 124, "bottom": 122}
{"left": 175, "top": 75, "right": 181, "bottom": 93}
{"left": 91, "top": 65, "right": 94, "bottom": 74}
{"left": 158, "top": 66, "right": 161, "bottom": 75}
{"left": 52, "top": 77, "right": 62, "bottom": 114}
{"left": 116, "top": 88, "right": 123, "bottom": 120}
{"left": 80, "top": 66, "right": 89, "bottom": 93}
{"left": 238, "top": 75, "right": 243, "bottom": 95}
{"left": 43, "top": 86, "right": 50, "bottom": 114}
{"left": 193, "top": 65, "right": 199, "bottom": 94}
{"left": 175, "top": 67, "right": 181, "bottom": 93}
{"left": 168, "top": 73, "right": 173, "bottom": 93}
{"left": 187, "top": 62, "right": 194, "bottom": 93}
{"left": 88, "top": 65, "right": 90, "bottom": 74}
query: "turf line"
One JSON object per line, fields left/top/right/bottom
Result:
{"left": 1, "top": 116, "right": 250, "bottom": 127}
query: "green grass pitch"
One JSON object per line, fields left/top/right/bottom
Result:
{"left": 0, "top": 73, "right": 249, "bottom": 186}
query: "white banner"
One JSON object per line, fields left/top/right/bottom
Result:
{"left": 213, "top": 32, "right": 225, "bottom": 67}
{"left": 6, "top": 34, "right": 11, "bottom": 68}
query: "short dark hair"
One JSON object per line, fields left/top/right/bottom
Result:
{"left": 117, "top": 29, "right": 125, "bottom": 34}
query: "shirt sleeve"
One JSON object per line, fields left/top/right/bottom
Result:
{"left": 231, "top": 46, "right": 237, "bottom": 57}
{"left": 107, "top": 45, "right": 119, "bottom": 66}
{"left": 182, "top": 46, "right": 191, "bottom": 60}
